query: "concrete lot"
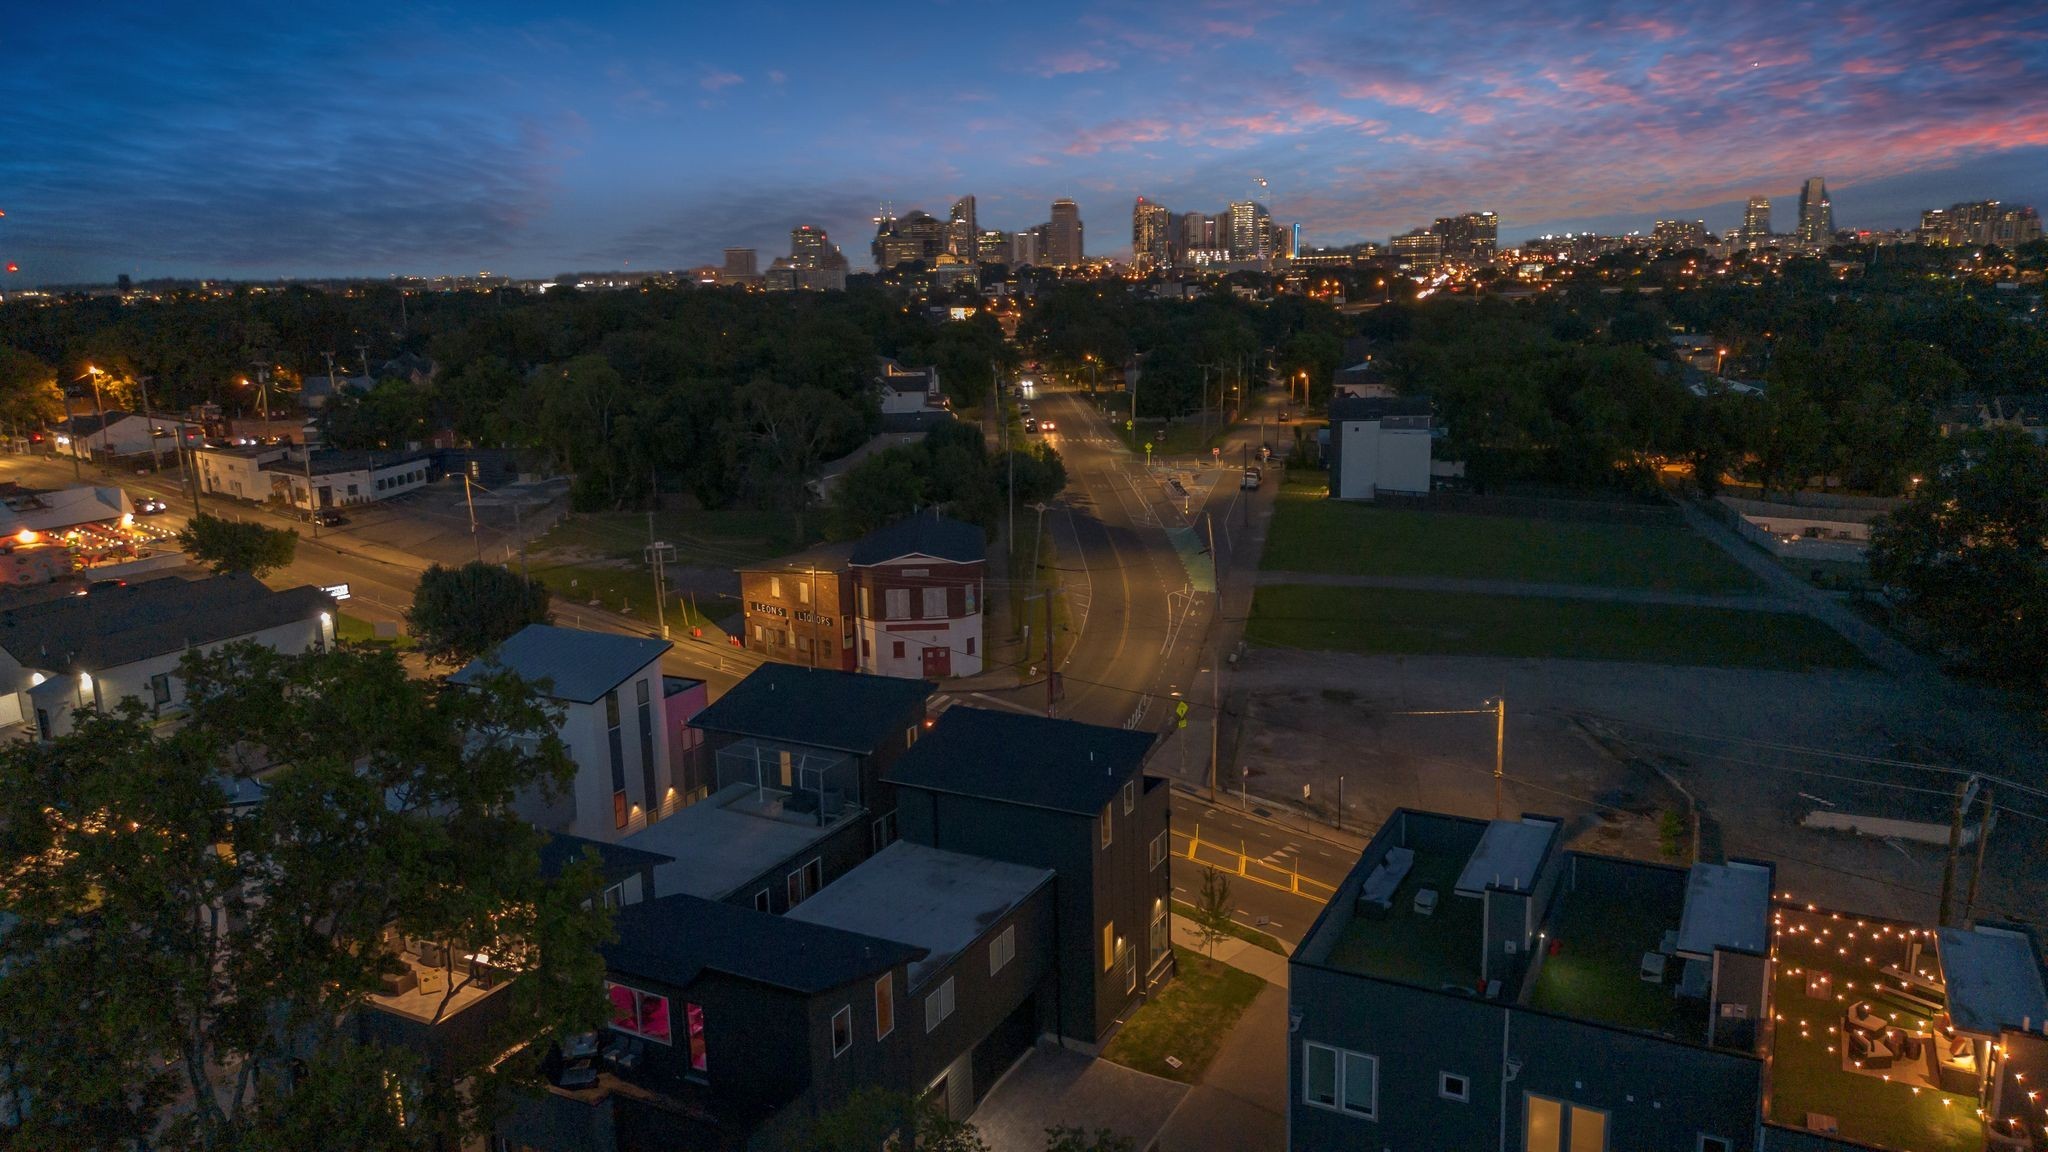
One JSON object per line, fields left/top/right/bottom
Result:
{"left": 1224, "top": 650, "right": 2048, "bottom": 927}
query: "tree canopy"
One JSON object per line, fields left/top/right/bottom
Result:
{"left": 176, "top": 512, "right": 300, "bottom": 577}
{"left": 0, "top": 643, "right": 608, "bottom": 1151}
{"left": 407, "top": 561, "right": 554, "bottom": 665}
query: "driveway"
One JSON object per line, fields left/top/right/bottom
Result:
{"left": 972, "top": 1045, "right": 1187, "bottom": 1152}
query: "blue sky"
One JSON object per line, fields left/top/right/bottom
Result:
{"left": 3, "top": 0, "right": 2044, "bottom": 283}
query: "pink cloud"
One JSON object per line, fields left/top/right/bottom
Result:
{"left": 1034, "top": 50, "right": 1115, "bottom": 78}
{"left": 699, "top": 68, "right": 743, "bottom": 92}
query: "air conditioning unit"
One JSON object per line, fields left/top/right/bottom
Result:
{"left": 1503, "top": 940, "right": 1519, "bottom": 955}
{"left": 1720, "top": 1003, "right": 1749, "bottom": 1019}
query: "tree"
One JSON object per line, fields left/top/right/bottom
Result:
{"left": 1869, "top": 430, "right": 2048, "bottom": 685}
{"left": 775, "top": 1088, "right": 988, "bottom": 1152}
{"left": 177, "top": 512, "right": 300, "bottom": 577}
{"left": 1193, "top": 865, "right": 1234, "bottom": 958}
{"left": 0, "top": 643, "right": 608, "bottom": 1151}
{"left": 1044, "top": 1128, "right": 1136, "bottom": 1152}
{"left": 407, "top": 561, "right": 553, "bottom": 665}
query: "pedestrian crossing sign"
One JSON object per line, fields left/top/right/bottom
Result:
{"left": 1175, "top": 699, "right": 1189, "bottom": 728}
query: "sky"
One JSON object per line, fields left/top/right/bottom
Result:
{"left": 3, "top": 0, "right": 2045, "bottom": 284}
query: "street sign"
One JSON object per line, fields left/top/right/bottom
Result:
{"left": 1211, "top": 447, "right": 1222, "bottom": 460}
{"left": 1174, "top": 699, "right": 1189, "bottom": 728}
{"left": 320, "top": 582, "right": 352, "bottom": 601}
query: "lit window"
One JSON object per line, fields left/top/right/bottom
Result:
{"left": 1149, "top": 831, "right": 1167, "bottom": 869}
{"left": 831, "top": 1005, "right": 852, "bottom": 1056}
{"left": 605, "top": 982, "right": 672, "bottom": 1044}
{"left": 1123, "top": 780, "right": 1135, "bottom": 814}
{"left": 874, "top": 975, "right": 894, "bottom": 1040}
{"left": 1100, "top": 805, "right": 1113, "bottom": 848}
{"left": 1102, "top": 921, "right": 1115, "bottom": 972}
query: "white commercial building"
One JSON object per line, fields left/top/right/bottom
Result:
{"left": 194, "top": 444, "right": 432, "bottom": 510}
{"left": 1327, "top": 396, "right": 1434, "bottom": 501}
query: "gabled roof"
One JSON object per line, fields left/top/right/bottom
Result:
{"left": 538, "top": 832, "right": 674, "bottom": 886}
{"left": 688, "top": 663, "right": 933, "bottom": 754}
{"left": 885, "top": 707, "right": 1156, "bottom": 816}
{"left": 0, "top": 574, "right": 333, "bottom": 674}
{"left": 848, "top": 512, "right": 984, "bottom": 567}
{"left": 605, "top": 894, "right": 923, "bottom": 996}
{"left": 450, "top": 624, "right": 671, "bottom": 705}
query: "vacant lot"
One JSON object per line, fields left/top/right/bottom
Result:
{"left": 535, "top": 507, "right": 815, "bottom": 568}
{"left": 1248, "top": 585, "right": 1867, "bottom": 671}
{"left": 1263, "top": 493, "right": 1761, "bottom": 594}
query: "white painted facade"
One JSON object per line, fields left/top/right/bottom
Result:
{"left": 514, "top": 656, "right": 675, "bottom": 845}
{"left": 1332, "top": 420, "right": 1432, "bottom": 501}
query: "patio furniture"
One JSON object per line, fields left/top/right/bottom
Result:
{"left": 1847, "top": 1003, "right": 1888, "bottom": 1035}
{"left": 377, "top": 967, "right": 417, "bottom": 996}
{"left": 555, "top": 1061, "right": 598, "bottom": 1089}
{"left": 1356, "top": 847, "right": 1414, "bottom": 917}
{"left": 1848, "top": 1030, "right": 1894, "bottom": 1069}
{"left": 1413, "top": 888, "right": 1439, "bottom": 917}
{"left": 561, "top": 1032, "right": 599, "bottom": 1060}
{"left": 1639, "top": 951, "right": 1668, "bottom": 982}
{"left": 415, "top": 966, "right": 447, "bottom": 997}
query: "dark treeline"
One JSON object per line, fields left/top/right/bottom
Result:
{"left": 0, "top": 284, "right": 1014, "bottom": 512}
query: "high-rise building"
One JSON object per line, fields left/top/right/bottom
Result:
{"left": 1796, "top": 178, "right": 1833, "bottom": 246}
{"left": 1741, "top": 197, "right": 1772, "bottom": 245}
{"left": 1226, "top": 200, "right": 1274, "bottom": 261}
{"left": 790, "top": 226, "right": 830, "bottom": 269}
{"left": 722, "top": 247, "right": 758, "bottom": 279}
{"left": 1014, "top": 227, "right": 1042, "bottom": 268}
{"left": 1132, "top": 197, "right": 1172, "bottom": 273}
{"left": 1430, "top": 212, "right": 1498, "bottom": 262}
{"left": 1651, "top": 219, "right": 1709, "bottom": 249}
{"left": 1179, "top": 211, "right": 1212, "bottom": 253}
{"left": 1919, "top": 200, "right": 2042, "bottom": 247}
{"left": 1046, "top": 199, "right": 1084, "bottom": 267}
{"left": 771, "top": 227, "right": 847, "bottom": 291}
{"left": 872, "top": 209, "right": 947, "bottom": 270}
{"left": 947, "top": 196, "right": 978, "bottom": 261}
{"left": 1390, "top": 229, "right": 1442, "bottom": 272}
{"left": 976, "top": 229, "right": 1013, "bottom": 265}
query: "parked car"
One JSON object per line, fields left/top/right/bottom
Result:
{"left": 306, "top": 509, "right": 347, "bottom": 527}
{"left": 1242, "top": 467, "right": 1262, "bottom": 490}
{"left": 134, "top": 497, "right": 168, "bottom": 514}
{"left": 82, "top": 578, "right": 128, "bottom": 596}
{"left": 1023, "top": 417, "right": 1039, "bottom": 434}
{"left": 1278, "top": 411, "right": 1292, "bottom": 423}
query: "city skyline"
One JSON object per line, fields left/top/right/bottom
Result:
{"left": 3, "top": 1, "right": 2046, "bottom": 283}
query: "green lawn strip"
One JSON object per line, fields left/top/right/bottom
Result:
{"left": 1101, "top": 947, "right": 1266, "bottom": 1084}
{"left": 1263, "top": 493, "right": 1761, "bottom": 595}
{"left": 1171, "top": 900, "right": 1288, "bottom": 955}
{"left": 533, "top": 508, "right": 814, "bottom": 569}
{"left": 335, "top": 612, "right": 415, "bottom": 650}
{"left": 1247, "top": 585, "right": 1868, "bottom": 671}
{"left": 527, "top": 561, "right": 710, "bottom": 630}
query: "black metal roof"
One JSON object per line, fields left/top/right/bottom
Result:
{"left": 538, "top": 832, "right": 674, "bottom": 885}
{"left": 1329, "top": 395, "right": 1433, "bottom": 422}
{"left": 688, "top": 663, "right": 933, "bottom": 755}
{"left": 0, "top": 574, "right": 334, "bottom": 673}
{"left": 605, "top": 894, "right": 924, "bottom": 996}
{"left": 848, "top": 512, "right": 985, "bottom": 567}
{"left": 884, "top": 707, "right": 1157, "bottom": 816}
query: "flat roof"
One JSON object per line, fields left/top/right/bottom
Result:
{"left": 607, "top": 894, "right": 922, "bottom": 997}
{"left": 690, "top": 664, "right": 933, "bottom": 755}
{"left": 1938, "top": 924, "right": 2048, "bottom": 1036}
{"left": 617, "top": 782, "right": 854, "bottom": 901}
{"left": 1455, "top": 817, "right": 1557, "bottom": 896}
{"left": 786, "top": 841, "right": 1052, "bottom": 989}
{"left": 886, "top": 707, "right": 1156, "bottom": 816}
{"left": 1675, "top": 861, "right": 1773, "bottom": 957}
{"left": 451, "top": 624, "right": 671, "bottom": 705}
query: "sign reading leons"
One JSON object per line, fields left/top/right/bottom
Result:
{"left": 320, "top": 582, "right": 352, "bottom": 602}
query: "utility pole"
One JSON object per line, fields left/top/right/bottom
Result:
{"left": 465, "top": 474, "right": 484, "bottom": 563}
{"left": 1493, "top": 697, "right": 1507, "bottom": 819}
{"left": 1962, "top": 785, "right": 1995, "bottom": 925}
{"left": 1938, "top": 776, "right": 1975, "bottom": 926}
{"left": 61, "top": 387, "right": 81, "bottom": 481}
{"left": 136, "top": 374, "right": 164, "bottom": 472}
{"left": 302, "top": 443, "right": 320, "bottom": 539}
{"left": 85, "top": 366, "right": 111, "bottom": 462}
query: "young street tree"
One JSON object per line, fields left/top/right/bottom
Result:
{"left": 176, "top": 512, "right": 300, "bottom": 577}
{"left": 1193, "top": 865, "right": 1234, "bottom": 959}
{"left": 0, "top": 643, "right": 610, "bottom": 1151}
{"left": 407, "top": 560, "right": 553, "bottom": 665}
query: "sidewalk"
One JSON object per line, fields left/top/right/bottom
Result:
{"left": 1171, "top": 918, "right": 1289, "bottom": 986}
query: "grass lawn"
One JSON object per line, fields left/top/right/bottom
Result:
{"left": 534, "top": 507, "right": 816, "bottom": 569}
{"left": 335, "top": 612, "right": 414, "bottom": 650}
{"left": 1101, "top": 947, "right": 1265, "bottom": 1084}
{"left": 1248, "top": 586, "right": 1869, "bottom": 671}
{"left": 527, "top": 561, "right": 712, "bottom": 631}
{"left": 1172, "top": 900, "right": 1287, "bottom": 955}
{"left": 1264, "top": 491, "right": 1761, "bottom": 595}
{"left": 1528, "top": 891, "right": 1699, "bottom": 1039}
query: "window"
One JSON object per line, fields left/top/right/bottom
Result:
{"left": 989, "top": 925, "right": 1015, "bottom": 975}
{"left": 885, "top": 588, "right": 910, "bottom": 620}
{"left": 966, "top": 636, "right": 975, "bottom": 656}
{"left": 924, "top": 976, "right": 955, "bottom": 1032}
{"left": 1122, "top": 780, "right": 1135, "bottom": 814}
{"left": 874, "top": 975, "right": 894, "bottom": 1040}
{"left": 1149, "top": 830, "right": 1167, "bottom": 869}
{"left": 1121, "top": 940, "right": 1136, "bottom": 992}
{"left": 685, "top": 1002, "right": 707, "bottom": 1072}
{"left": 831, "top": 1006, "right": 853, "bottom": 1056}
{"left": 859, "top": 586, "right": 871, "bottom": 618}
{"left": 1149, "top": 900, "right": 1168, "bottom": 968}
{"left": 1102, "top": 922, "right": 1115, "bottom": 972}
{"left": 601, "top": 884, "right": 623, "bottom": 911}
{"left": 1525, "top": 1095, "right": 1605, "bottom": 1152}
{"left": 892, "top": 640, "right": 905, "bottom": 659}
{"left": 1698, "top": 1139, "right": 1733, "bottom": 1152}
{"left": 964, "top": 583, "right": 977, "bottom": 614}
{"left": 769, "top": 576, "right": 782, "bottom": 599}
{"left": 1439, "top": 1072, "right": 1470, "bottom": 1103}
{"left": 1303, "top": 1043, "right": 1375, "bottom": 1119}
{"left": 871, "top": 811, "right": 898, "bottom": 853}
{"left": 905, "top": 725, "right": 916, "bottom": 749}
{"left": 754, "top": 623, "right": 765, "bottom": 642}
{"left": 150, "top": 672, "right": 172, "bottom": 711}
{"left": 786, "top": 858, "right": 823, "bottom": 907}
{"left": 635, "top": 679, "right": 655, "bottom": 823}
{"left": 797, "top": 580, "right": 811, "bottom": 605}
{"left": 1100, "top": 805, "right": 1113, "bottom": 848}
{"left": 606, "top": 689, "right": 626, "bottom": 827}
{"left": 605, "top": 982, "right": 672, "bottom": 1044}
{"left": 754, "top": 888, "right": 771, "bottom": 913}
{"left": 921, "top": 586, "right": 946, "bottom": 618}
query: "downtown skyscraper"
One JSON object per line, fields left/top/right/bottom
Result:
{"left": 1046, "top": 198, "right": 1084, "bottom": 266}
{"left": 1131, "top": 197, "right": 1172, "bottom": 273}
{"left": 1796, "top": 178, "right": 1833, "bottom": 246}
{"left": 1742, "top": 196, "right": 1772, "bottom": 244}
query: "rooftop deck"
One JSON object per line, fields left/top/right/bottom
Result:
{"left": 1319, "top": 847, "right": 1487, "bottom": 994}
{"left": 619, "top": 780, "right": 860, "bottom": 901}
{"left": 1528, "top": 884, "right": 1703, "bottom": 1039}
{"left": 1765, "top": 907, "right": 1982, "bottom": 1152}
